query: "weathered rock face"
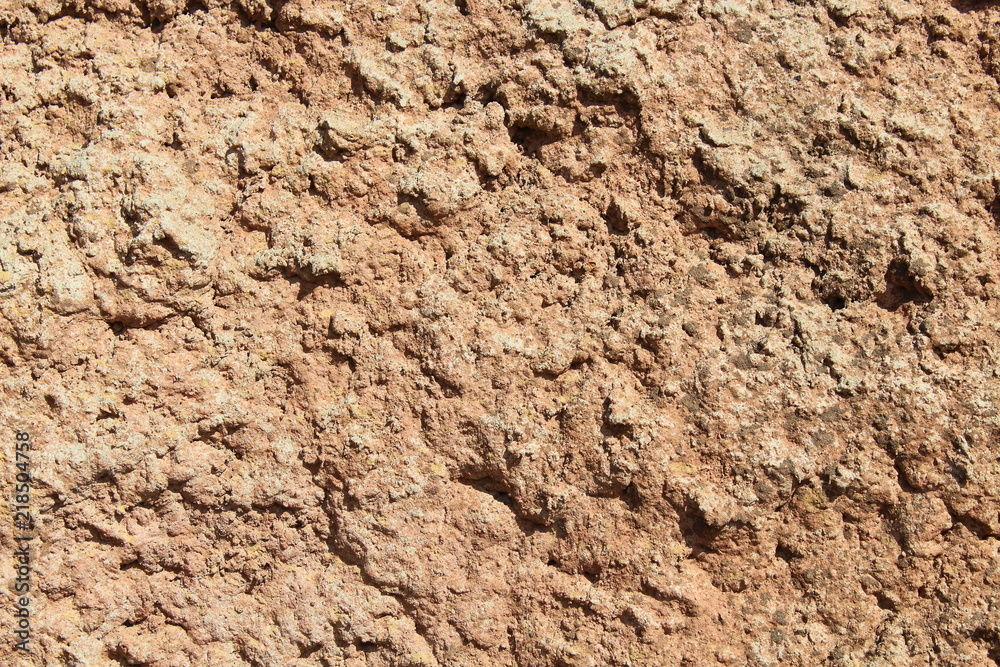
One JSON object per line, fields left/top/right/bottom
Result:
{"left": 2, "top": 0, "right": 1000, "bottom": 664}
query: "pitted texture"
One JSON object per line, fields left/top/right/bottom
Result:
{"left": 2, "top": 0, "right": 1000, "bottom": 665}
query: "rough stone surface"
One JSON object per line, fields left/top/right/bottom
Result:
{"left": 2, "top": 0, "right": 1000, "bottom": 665}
